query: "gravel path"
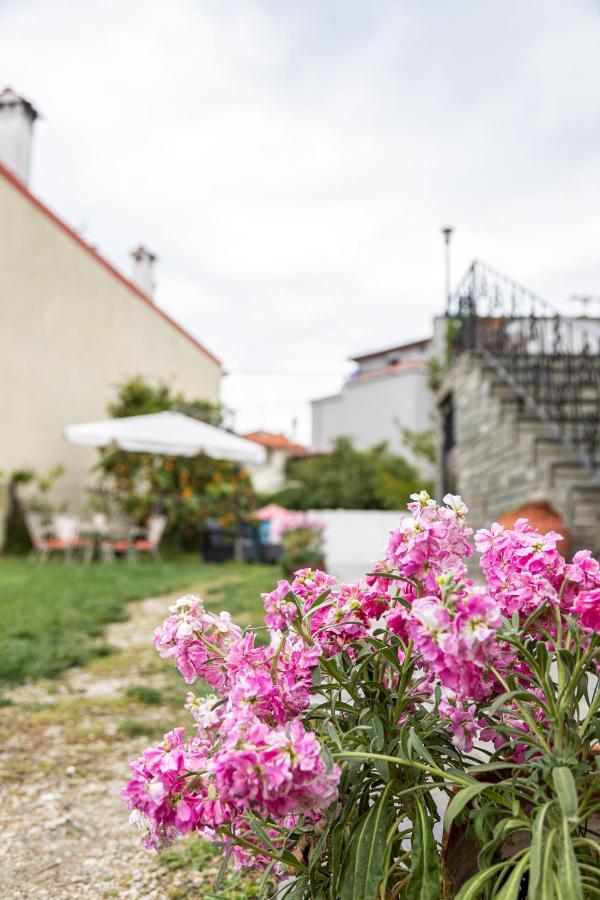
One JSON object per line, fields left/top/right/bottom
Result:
{"left": 0, "top": 594, "right": 252, "bottom": 899}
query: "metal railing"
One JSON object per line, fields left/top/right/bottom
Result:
{"left": 447, "top": 260, "right": 600, "bottom": 476}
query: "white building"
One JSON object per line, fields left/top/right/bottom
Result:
{"left": 0, "top": 88, "right": 222, "bottom": 526}
{"left": 311, "top": 338, "right": 435, "bottom": 471}
{"left": 242, "top": 431, "right": 307, "bottom": 493}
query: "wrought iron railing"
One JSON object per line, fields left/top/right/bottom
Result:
{"left": 447, "top": 260, "right": 600, "bottom": 477}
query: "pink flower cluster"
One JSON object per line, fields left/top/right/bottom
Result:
{"left": 123, "top": 715, "right": 338, "bottom": 858}
{"left": 154, "top": 595, "right": 241, "bottom": 688}
{"left": 212, "top": 718, "right": 339, "bottom": 819}
{"left": 126, "top": 491, "right": 600, "bottom": 873}
{"left": 262, "top": 568, "right": 391, "bottom": 657}
{"left": 262, "top": 578, "right": 296, "bottom": 631}
{"left": 125, "top": 585, "right": 338, "bottom": 862}
{"left": 408, "top": 589, "right": 503, "bottom": 701}
{"left": 309, "top": 581, "right": 389, "bottom": 657}
{"left": 291, "top": 568, "right": 336, "bottom": 609}
{"left": 384, "top": 492, "right": 474, "bottom": 600}
{"left": 476, "top": 519, "right": 600, "bottom": 633}
{"left": 438, "top": 692, "right": 484, "bottom": 753}
{"left": 226, "top": 632, "right": 321, "bottom": 724}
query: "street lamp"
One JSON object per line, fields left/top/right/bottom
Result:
{"left": 441, "top": 225, "right": 454, "bottom": 313}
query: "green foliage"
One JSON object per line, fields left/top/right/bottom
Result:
{"left": 2, "top": 464, "right": 65, "bottom": 554}
{"left": 280, "top": 523, "right": 325, "bottom": 577}
{"left": 117, "top": 717, "right": 166, "bottom": 739}
{"left": 160, "top": 839, "right": 264, "bottom": 898}
{"left": 125, "top": 684, "right": 163, "bottom": 705}
{"left": 91, "top": 376, "right": 255, "bottom": 549}
{"left": 426, "top": 318, "right": 462, "bottom": 391}
{"left": 108, "top": 374, "right": 223, "bottom": 426}
{"left": 0, "top": 558, "right": 272, "bottom": 684}
{"left": 271, "top": 438, "right": 430, "bottom": 510}
{"left": 401, "top": 426, "right": 437, "bottom": 466}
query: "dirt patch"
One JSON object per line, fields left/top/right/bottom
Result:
{"left": 0, "top": 593, "right": 256, "bottom": 899}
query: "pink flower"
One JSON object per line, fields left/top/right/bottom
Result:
{"left": 309, "top": 582, "right": 372, "bottom": 656}
{"left": 225, "top": 632, "right": 320, "bottom": 724}
{"left": 476, "top": 519, "right": 568, "bottom": 620}
{"left": 439, "top": 693, "right": 483, "bottom": 752}
{"left": 572, "top": 589, "right": 600, "bottom": 632}
{"left": 291, "top": 568, "right": 336, "bottom": 609}
{"left": 407, "top": 591, "right": 502, "bottom": 702}
{"left": 213, "top": 719, "right": 340, "bottom": 819}
{"left": 566, "top": 550, "right": 600, "bottom": 590}
{"left": 261, "top": 579, "right": 296, "bottom": 631}
{"left": 384, "top": 604, "right": 410, "bottom": 641}
{"left": 385, "top": 494, "right": 473, "bottom": 601}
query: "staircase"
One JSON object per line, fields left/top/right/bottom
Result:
{"left": 444, "top": 261, "right": 600, "bottom": 552}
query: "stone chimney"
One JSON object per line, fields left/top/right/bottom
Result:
{"left": 130, "top": 245, "right": 157, "bottom": 297}
{"left": 0, "top": 87, "right": 39, "bottom": 184}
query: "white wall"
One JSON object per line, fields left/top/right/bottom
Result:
{"left": 247, "top": 449, "right": 289, "bottom": 493}
{"left": 311, "top": 368, "right": 435, "bottom": 475}
{"left": 308, "top": 508, "right": 407, "bottom": 583}
{"left": 0, "top": 169, "right": 221, "bottom": 518}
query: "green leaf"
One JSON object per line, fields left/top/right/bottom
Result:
{"left": 258, "top": 857, "right": 277, "bottom": 895}
{"left": 443, "top": 782, "right": 492, "bottom": 832}
{"left": 246, "top": 811, "right": 276, "bottom": 851}
{"left": 541, "top": 828, "right": 557, "bottom": 899}
{"left": 408, "top": 727, "right": 436, "bottom": 767}
{"left": 454, "top": 860, "right": 511, "bottom": 900}
{"left": 552, "top": 767, "right": 578, "bottom": 820}
{"left": 528, "top": 802, "right": 552, "bottom": 899}
{"left": 494, "top": 853, "right": 530, "bottom": 900}
{"left": 406, "top": 796, "right": 440, "bottom": 900}
{"left": 213, "top": 845, "right": 233, "bottom": 890}
{"left": 307, "top": 821, "right": 330, "bottom": 872}
{"left": 339, "top": 785, "right": 391, "bottom": 900}
{"left": 557, "top": 817, "right": 583, "bottom": 900}
{"left": 368, "top": 714, "right": 385, "bottom": 752}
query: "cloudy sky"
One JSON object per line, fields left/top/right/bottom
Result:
{"left": 1, "top": 0, "right": 599, "bottom": 441}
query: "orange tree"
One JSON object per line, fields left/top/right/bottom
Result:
{"left": 90, "top": 377, "right": 256, "bottom": 549}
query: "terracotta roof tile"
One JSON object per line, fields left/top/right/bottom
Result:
{"left": 242, "top": 431, "right": 307, "bottom": 454}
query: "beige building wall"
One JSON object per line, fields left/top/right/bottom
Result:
{"left": 0, "top": 170, "right": 222, "bottom": 520}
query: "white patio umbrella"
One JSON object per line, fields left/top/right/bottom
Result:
{"left": 64, "top": 411, "right": 267, "bottom": 466}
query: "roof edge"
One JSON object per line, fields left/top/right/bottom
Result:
{"left": 0, "top": 162, "right": 222, "bottom": 369}
{"left": 350, "top": 336, "right": 431, "bottom": 363}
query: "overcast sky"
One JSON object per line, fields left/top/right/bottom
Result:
{"left": 2, "top": 0, "right": 599, "bottom": 442}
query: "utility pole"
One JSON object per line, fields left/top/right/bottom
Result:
{"left": 441, "top": 225, "right": 454, "bottom": 313}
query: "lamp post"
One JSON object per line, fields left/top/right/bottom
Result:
{"left": 441, "top": 225, "right": 454, "bottom": 313}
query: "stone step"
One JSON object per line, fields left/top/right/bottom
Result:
{"left": 548, "top": 459, "right": 597, "bottom": 488}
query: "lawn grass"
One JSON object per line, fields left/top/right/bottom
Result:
{"left": 0, "top": 556, "right": 276, "bottom": 684}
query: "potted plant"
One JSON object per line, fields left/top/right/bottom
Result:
{"left": 122, "top": 493, "right": 600, "bottom": 898}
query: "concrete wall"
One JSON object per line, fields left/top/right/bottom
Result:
{"left": 311, "top": 367, "right": 435, "bottom": 475}
{"left": 0, "top": 172, "right": 221, "bottom": 517}
{"left": 308, "top": 508, "right": 407, "bottom": 583}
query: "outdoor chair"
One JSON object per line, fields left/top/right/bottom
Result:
{"left": 53, "top": 515, "right": 93, "bottom": 562}
{"left": 132, "top": 515, "right": 167, "bottom": 561}
{"left": 25, "top": 512, "right": 91, "bottom": 561}
{"left": 100, "top": 518, "right": 137, "bottom": 563}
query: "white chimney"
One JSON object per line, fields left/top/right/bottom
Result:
{"left": 0, "top": 87, "right": 39, "bottom": 184}
{"left": 130, "top": 245, "right": 157, "bottom": 297}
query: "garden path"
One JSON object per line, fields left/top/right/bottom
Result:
{"left": 0, "top": 592, "right": 256, "bottom": 900}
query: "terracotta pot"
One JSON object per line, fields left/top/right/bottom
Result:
{"left": 498, "top": 501, "right": 571, "bottom": 558}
